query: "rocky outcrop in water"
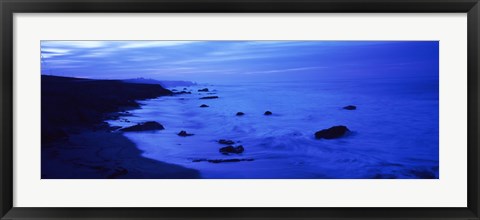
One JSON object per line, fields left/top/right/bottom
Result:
{"left": 199, "top": 96, "right": 219, "bottom": 99}
{"left": 236, "top": 112, "right": 245, "bottom": 116}
{"left": 174, "top": 91, "right": 191, "bottom": 95}
{"left": 198, "top": 88, "right": 209, "bottom": 92}
{"left": 264, "top": 111, "right": 272, "bottom": 115}
{"left": 178, "top": 130, "right": 194, "bottom": 137}
{"left": 192, "top": 158, "right": 254, "bottom": 163}
{"left": 343, "top": 105, "right": 357, "bottom": 110}
{"left": 120, "top": 121, "right": 165, "bottom": 132}
{"left": 219, "top": 145, "right": 244, "bottom": 154}
{"left": 314, "top": 126, "right": 349, "bottom": 139}
{"left": 200, "top": 104, "right": 209, "bottom": 108}
{"left": 218, "top": 139, "right": 235, "bottom": 145}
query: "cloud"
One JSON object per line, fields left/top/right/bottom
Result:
{"left": 127, "top": 56, "right": 165, "bottom": 62}
{"left": 41, "top": 48, "right": 70, "bottom": 54}
{"left": 39, "top": 41, "right": 437, "bottom": 82}
{"left": 170, "top": 53, "right": 278, "bottom": 65}
{"left": 42, "top": 41, "right": 108, "bottom": 48}
{"left": 245, "top": 66, "right": 327, "bottom": 75}
{"left": 118, "top": 41, "right": 196, "bottom": 49}
{"left": 41, "top": 41, "right": 198, "bottom": 61}
{"left": 40, "top": 48, "right": 71, "bottom": 58}
{"left": 76, "top": 48, "right": 120, "bottom": 58}
{"left": 41, "top": 53, "right": 66, "bottom": 59}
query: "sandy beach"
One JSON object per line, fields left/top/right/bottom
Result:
{"left": 42, "top": 130, "right": 199, "bottom": 179}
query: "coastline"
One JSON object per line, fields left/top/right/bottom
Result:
{"left": 41, "top": 75, "right": 200, "bottom": 179}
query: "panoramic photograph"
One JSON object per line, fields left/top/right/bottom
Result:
{"left": 41, "top": 41, "right": 439, "bottom": 179}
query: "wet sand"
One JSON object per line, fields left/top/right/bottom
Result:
{"left": 42, "top": 130, "right": 200, "bottom": 179}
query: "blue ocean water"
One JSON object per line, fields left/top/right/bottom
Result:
{"left": 108, "top": 76, "right": 439, "bottom": 179}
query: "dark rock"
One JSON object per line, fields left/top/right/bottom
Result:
{"left": 174, "top": 91, "right": 191, "bottom": 94}
{"left": 343, "top": 105, "right": 357, "bottom": 110}
{"left": 199, "top": 96, "right": 219, "bottom": 99}
{"left": 172, "top": 89, "right": 178, "bottom": 92}
{"left": 178, "top": 130, "right": 194, "bottom": 137}
{"left": 120, "top": 121, "right": 165, "bottom": 132}
{"left": 192, "top": 158, "right": 254, "bottom": 163}
{"left": 198, "top": 88, "right": 209, "bottom": 92}
{"left": 236, "top": 112, "right": 245, "bottom": 116}
{"left": 218, "top": 139, "right": 235, "bottom": 145}
{"left": 264, "top": 111, "right": 272, "bottom": 115}
{"left": 219, "top": 145, "right": 244, "bottom": 154}
{"left": 314, "top": 125, "right": 349, "bottom": 139}
{"left": 200, "top": 104, "right": 209, "bottom": 108}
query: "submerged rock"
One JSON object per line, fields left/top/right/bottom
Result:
{"left": 120, "top": 121, "right": 165, "bottom": 132}
{"left": 219, "top": 145, "right": 244, "bottom": 154}
{"left": 343, "top": 105, "right": 357, "bottom": 110}
{"left": 198, "top": 88, "right": 209, "bottom": 92}
{"left": 200, "top": 104, "right": 209, "bottom": 108}
{"left": 192, "top": 158, "right": 254, "bottom": 163}
{"left": 178, "top": 130, "right": 194, "bottom": 137}
{"left": 199, "top": 96, "right": 219, "bottom": 99}
{"left": 236, "top": 112, "right": 245, "bottom": 116}
{"left": 218, "top": 139, "right": 235, "bottom": 145}
{"left": 314, "top": 126, "right": 349, "bottom": 139}
{"left": 264, "top": 111, "right": 272, "bottom": 115}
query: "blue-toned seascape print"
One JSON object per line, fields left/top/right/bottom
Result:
{"left": 41, "top": 41, "right": 439, "bottom": 179}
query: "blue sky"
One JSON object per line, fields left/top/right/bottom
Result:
{"left": 41, "top": 41, "right": 438, "bottom": 83}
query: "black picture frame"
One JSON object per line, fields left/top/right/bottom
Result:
{"left": 1, "top": 0, "right": 479, "bottom": 219}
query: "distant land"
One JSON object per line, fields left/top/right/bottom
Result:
{"left": 123, "top": 77, "right": 197, "bottom": 88}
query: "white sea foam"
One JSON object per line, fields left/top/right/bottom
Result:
{"left": 108, "top": 77, "right": 439, "bottom": 179}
